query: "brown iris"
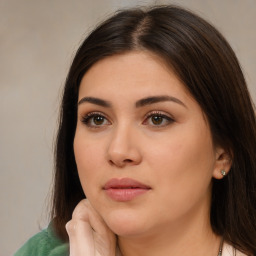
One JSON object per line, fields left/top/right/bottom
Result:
{"left": 151, "top": 115, "right": 163, "bottom": 125}
{"left": 93, "top": 116, "right": 105, "bottom": 125}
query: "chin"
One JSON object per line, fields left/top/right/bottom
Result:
{"left": 103, "top": 209, "right": 149, "bottom": 237}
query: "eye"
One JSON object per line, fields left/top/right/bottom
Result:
{"left": 81, "top": 112, "right": 111, "bottom": 128}
{"left": 143, "top": 111, "right": 174, "bottom": 127}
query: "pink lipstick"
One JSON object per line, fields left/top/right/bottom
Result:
{"left": 103, "top": 178, "right": 151, "bottom": 202}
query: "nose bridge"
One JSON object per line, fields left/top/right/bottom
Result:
{"left": 107, "top": 121, "right": 141, "bottom": 166}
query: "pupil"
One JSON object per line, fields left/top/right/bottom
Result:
{"left": 94, "top": 116, "right": 104, "bottom": 125}
{"left": 152, "top": 116, "right": 163, "bottom": 125}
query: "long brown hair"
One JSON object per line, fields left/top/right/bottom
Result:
{"left": 51, "top": 5, "right": 256, "bottom": 255}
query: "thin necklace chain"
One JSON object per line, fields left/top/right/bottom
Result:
{"left": 116, "top": 238, "right": 225, "bottom": 256}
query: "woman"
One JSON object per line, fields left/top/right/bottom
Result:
{"left": 15, "top": 5, "right": 256, "bottom": 256}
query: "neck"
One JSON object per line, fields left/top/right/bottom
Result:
{"left": 117, "top": 200, "right": 221, "bottom": 256}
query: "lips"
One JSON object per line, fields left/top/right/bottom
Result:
{"left": 103, "top": 178, "right": 151, "bottom": 202}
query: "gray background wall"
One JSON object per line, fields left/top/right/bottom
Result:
{"left": 1, "top": 0, "right": 255, "bottom": 255}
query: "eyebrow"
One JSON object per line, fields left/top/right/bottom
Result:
{"left": 78, "top": 97, "right": 112, "bottom": 107}
{"left": 135, "top": 95, "right": 187, "bottom": 108}
{"left": 78, "top": 95, "right": 187, "bottom": 108}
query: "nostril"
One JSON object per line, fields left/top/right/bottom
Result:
{"left": 108, "top": 158, "right": 133, "bottom": 167}
{"left": 109, "top": 160, "right": 115, "bottom": 166}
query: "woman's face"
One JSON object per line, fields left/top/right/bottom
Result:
{"left": 74, "top": 51, "right": 222, "bottom": 237}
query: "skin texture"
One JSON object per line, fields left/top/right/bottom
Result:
{"left": 69, "top": 51, "right": 231, "bottom": 256}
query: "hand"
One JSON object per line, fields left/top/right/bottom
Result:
{"left": 66, "top": 199, "right": 117, "bottom": 256}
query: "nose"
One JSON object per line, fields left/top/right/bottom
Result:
{"left": 106, "top": 125, "right": 142, "bottom": 168}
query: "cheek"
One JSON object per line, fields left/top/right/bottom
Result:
{"left": 148, "top": 133, "right": 213, "bottom": 174}
{"left": 147, "top": 124, "right": 215, "bottom": 206}
{"left": 73, "top": 133, "right": 105, "bottom": 193}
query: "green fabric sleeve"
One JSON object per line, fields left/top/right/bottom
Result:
{"left": 14, "top": 223, "right": 69, "bottom": 256}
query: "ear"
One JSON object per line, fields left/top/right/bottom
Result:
{"left": 212, "top": 147, "right": 232, "bottom": 180}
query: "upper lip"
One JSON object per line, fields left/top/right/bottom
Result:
{"left": 103, "top": 178, "right": 151, "bottom": 190}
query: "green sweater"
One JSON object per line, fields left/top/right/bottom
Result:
{"left": 14, "top": 223, "right": 69, "bottom": 256}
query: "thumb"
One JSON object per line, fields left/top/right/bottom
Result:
{"left": 66, "top": 199, "right": 117, "bottom": 256}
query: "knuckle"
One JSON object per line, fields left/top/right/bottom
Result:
{"left": 65, "top": 220, "right": 77, "bottom": 235}
{"left": 72, "top": 200, "right": 90, "bottom": 220}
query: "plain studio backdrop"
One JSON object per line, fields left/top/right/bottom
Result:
{"left": 0, "top": 0, "right": 255, "bottom": 255}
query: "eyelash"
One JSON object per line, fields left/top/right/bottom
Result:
{"left": 81, "top": 112, "right": 110, "bottom": 128}
{"left": 81, "top": 111, "right": 175, "bottom": 129}
{"left": 143, "top": 111, "right": 175, "bottom": 127}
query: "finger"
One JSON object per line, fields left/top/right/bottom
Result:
{"left": 70, "top": 199, "right": 117, "bottom": 255}
{"left": 72, "top": 199, "right": 111, "bottom": 237}
{"left": 66, "top": 219, "right": 95, "bottom": 256}
{"left": 84, "top": 200, "right": 117, "bottom": 254}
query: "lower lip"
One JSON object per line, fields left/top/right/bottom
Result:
{"left": 104, "top": 188, "right": 149, "bottom": 202}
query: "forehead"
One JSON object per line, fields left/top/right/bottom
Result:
{"left": 78, "top": 51, "right": 191, "bottom": 102}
